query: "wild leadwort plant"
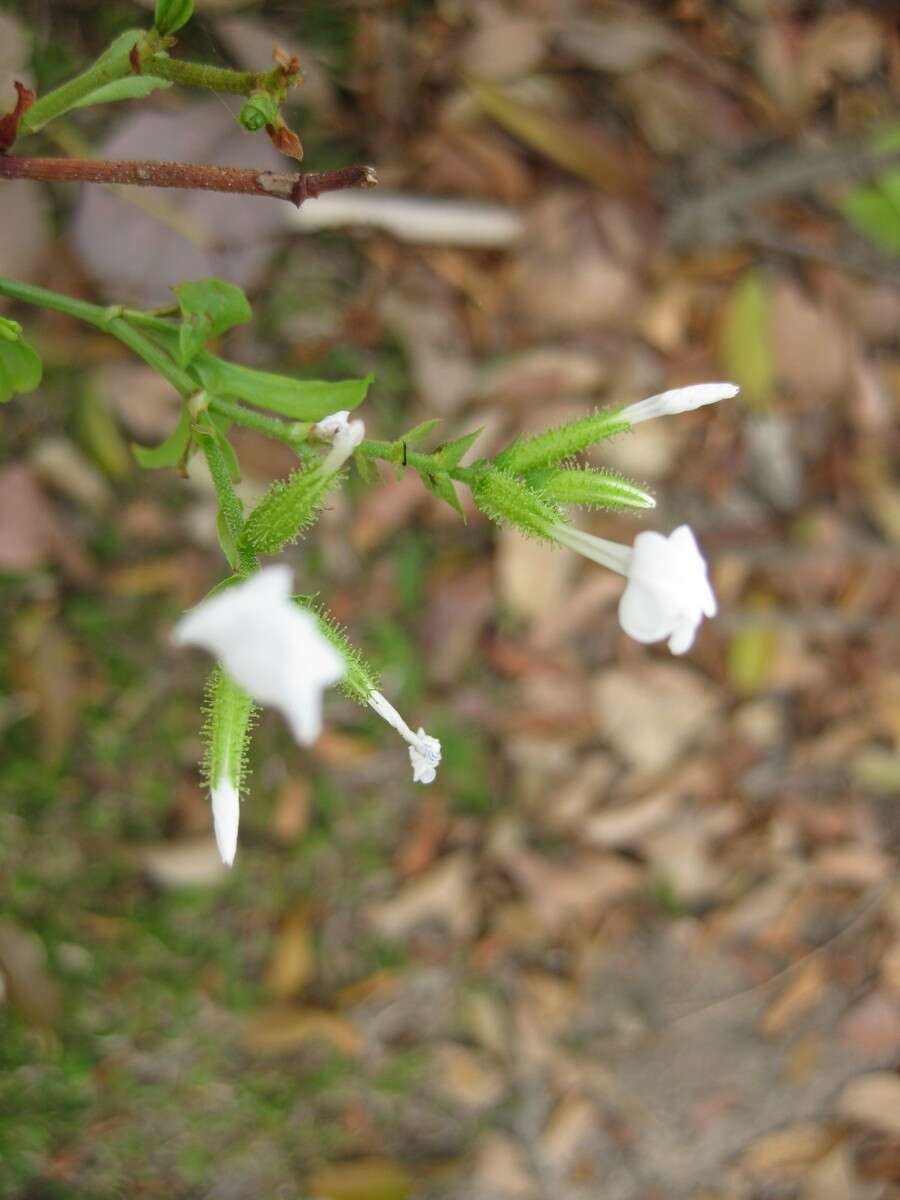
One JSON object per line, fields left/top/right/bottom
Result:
{"left": 0, "top": 0, "right": 739, "bottom": 863}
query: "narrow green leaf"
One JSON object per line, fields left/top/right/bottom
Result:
{"left": 399, "top": 418, "right": 441, "bottom": 448}
{"left": 719, "top": 271, "right": 774, "bottom": 411}
{"left": 190, "top": 354, "right": 373, "bottom": 421}
{"left": 132, "top": 404, "right": 191, "bottom": 468}
{"left": 72, "top": 75, "right": 172, "bottom": 109}
{"left": 154, "top": 0, "right": 194, "bottom": 36}
{"left": 432, "top": 427, "right": 482, "bottom": 469}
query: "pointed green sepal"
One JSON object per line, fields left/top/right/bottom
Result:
{"left": 473, "top": 467, "right": 560, "bottom": 540}
{"left": 240, "top": 464, "right": 335, "bottom": 555}
{"left": 202, "top": 666, "right": 256, "bottom": 802}
{"left": 527, "top": 466, "right": 655, "bottom": 511}
{"left": 298, "top": 598, "right": 380, "bottom": 705}
{"left": 496, "top": 409, "right": 628, "bottom": 474}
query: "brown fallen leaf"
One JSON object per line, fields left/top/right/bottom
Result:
{"left": 739, "top": 1123, "right": 834, "bottom": 1179}
{"left": 760, "top": 959, "right": 828, "bottom": 1038}
{"left": 264, "top": 906, "right": 314, "bottom": 1000}
{"left": 433, "top": 1043, "right": 505, "bottom": 1111}
{"left": 368, "top": 854, "right": 476, "bottom": 941}
{"left": 10, "top": 606, "right": 80, "bottom": 765}
{"left": 840, "top": 992, "right": 900, "bottom": 1060}
{"left": 243, "top": 1006, "right": 362, "bottom": 1056}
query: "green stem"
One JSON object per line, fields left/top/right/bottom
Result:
{"left": 20, "top": 30, "right": 153, "bottom": 136}
{"left": 198, "top": 431, "right": 257, "bottom": 576}
{"left": 209, "top": 395, "right": 311, "bottom": 450}
{"left": 357, "top": 439, "right": 477, "bottom": 485}
{"left": 145, "top": 54, "right": 276, "bottom": 96}
{"left": 0, "top": 275, "right": 195, "bottom": 397}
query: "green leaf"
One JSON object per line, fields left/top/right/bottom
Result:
{"left": 420, "top": 469, "right": 465, "bottom": 518}
{"left": 841, "top": 180, "right": 900, "bottom": 255}
{"left": 0, "top": 319, "right": 42, "bottom": 403}
{"left": 72, "top": 75, "right": 172, "bottom": 110}
{"left": 173, "top": 279, "right": 253, "bottom": 367}
{"left": 154, "top": 0, "right": 194, "bottom": 36}
{"left": 399, "top": 418, "right": 441, "bottom": 449}
{"left": 496, "top": 410, "right": 628, "bottom": 474}
{"left": 190, "top": 354, "right": 373, "bottom": 421}
{"left": 131, "top": 404, "right": 191, "bottom": 468}
{"left": 719, "top": 270, "right": 774, "bottom": 411}
{"left": 432, "top": 427, "right": 482, "bottom": 469}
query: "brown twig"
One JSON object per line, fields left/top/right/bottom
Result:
{"left": 0, "top": 155, "right": 378, "bottom": 207}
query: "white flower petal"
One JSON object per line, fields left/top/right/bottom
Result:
{"left": 174, "top": 567, "right": 345, "bottom": 745}
{"left": 409, "top": 730, "right": 441, "bottom": 785}
{"left": 211, "top": 776, "right": 240, "bottom": 867}
{"left": 621, "top": 382, "right": 738, "bottom": 425}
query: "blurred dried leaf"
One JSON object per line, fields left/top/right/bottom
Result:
{"left": 719, "top": 270, "right": 774, "bottom": 410}
{"left": 308, "top": 1159, "right": 414, "bottom": 1200}
{"left": 244, "top": 1006, "right": 362, "bottom": 1055}
{"left": 739, "top": 1123, "right": 833, "bottom": 1179}
{"left": 140, "top": 839, "right": 228, "bottom": 888}
{"left": 368, "top": 854, "right": 475, "bottom": 940}
{"left": 0, "top": 919, "right": 62, "bottom": 1029}
{"left": 558, "top": 16, "right": 674, "bottom": 74}
{"left": 264, "top": 906, "right": 314, "bottom": 1000}
{"left": 467, "top": 77, "right": 622, "bottom": 189}
{"left": 592, "top": 664, "right": 720, "bottom": 773}
{"left": 839, "top": 1072, "right": 900, "bottom": 1134}
{"left": 0, "top": 464, "right": 93, "bottom": 581}
{"left": 433, "top": 1043, "right": 505, "bottom": 1110}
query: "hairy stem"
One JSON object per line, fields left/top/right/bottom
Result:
{"left": 0, "top": 155, "right": 378, "bottom": 207}
{"left": 144, "top": 55, "right": 276, "bottom": 95}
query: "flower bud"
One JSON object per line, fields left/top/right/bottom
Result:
{"left": 238, "top": 92, "right": 279, "bottom": 133}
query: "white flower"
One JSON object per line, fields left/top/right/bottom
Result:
{"left": 173, "top": 565, "right": 345, "bottom": 744}
{"left": 621, "top": 382, "right": 738, "bottom": 426}
{"left": 551, "top": 523, "right": 716, "bottom": 655}
{"left": 619, "top": 526, "right": 717, "bottom": 654}
{"left": 367, "top": 690, "right": 442, "bottom": 784}
{"left": 211, "top": 775, "right": 240, "bottom": 867}
{"left": 314, "top": 410, "right": 365, "bottom": 474}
